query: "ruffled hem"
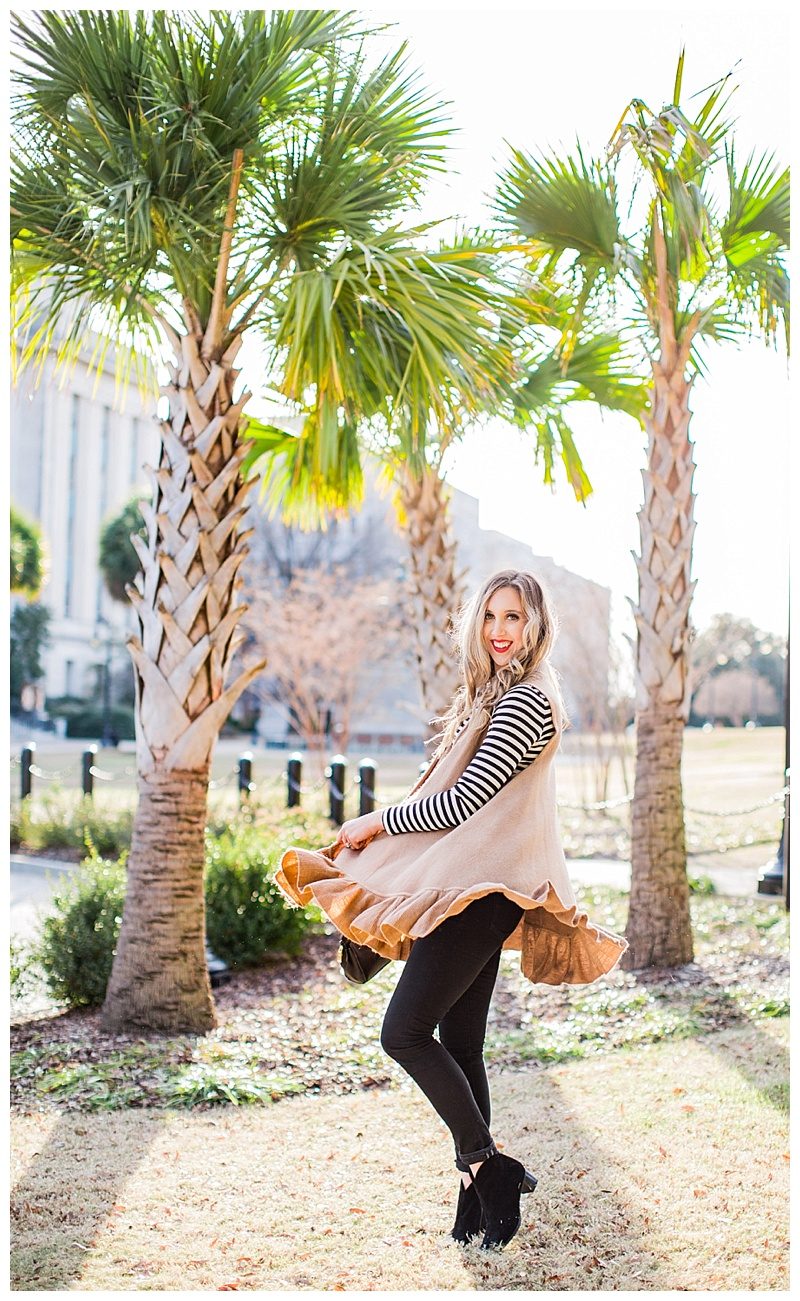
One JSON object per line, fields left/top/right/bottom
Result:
{"left": 276, "top": 842, "right": 628, "bottom": 987}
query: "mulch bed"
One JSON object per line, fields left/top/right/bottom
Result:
{"left": 10, "top": 922, "right": 789, "bottom": 1114}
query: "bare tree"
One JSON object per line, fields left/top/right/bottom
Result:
{"left": 557, "top": 587, "right": 634, "bottom": 803}
{"left": 244, "top": 567, "right": 409, "bottom": 772}
{"left": 693, "top": 668, "right": 779, "bottom": 728}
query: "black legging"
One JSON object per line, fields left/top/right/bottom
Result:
{"left": 380, "top": 891, "right": 525, "bottom": 1170}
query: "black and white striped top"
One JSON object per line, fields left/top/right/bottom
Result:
{"left": 381, "top": 682, "right": 556, "bottom": 835}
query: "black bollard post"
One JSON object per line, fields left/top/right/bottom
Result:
{"left": 358, "top": 758, "right": 377, "bottom": 815}
{"left": 20, "top": 744, "right": 35, "bottom": 799}
{"left": 81, "top": 745, "right": 97, "bottom": 798}
{"left": 238, "top": 752, "right": 253, "bottom": 804}
{"left": 328, "top": 754, "right": 347, "bottom": 825}
{"left": 287, "top": 752, "right": 303, "bottom": 809}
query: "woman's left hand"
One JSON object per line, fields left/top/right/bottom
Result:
{"left": 337, "top": 810, "right": 385, "bottom": 850}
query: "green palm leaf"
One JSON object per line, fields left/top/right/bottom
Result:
{"left": 493, "top": 143, "right": 623, "bottom": 362}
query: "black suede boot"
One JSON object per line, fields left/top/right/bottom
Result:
{"left": 450, "top": 1176, "right": 484, "bottom": 1243}
{"left": 472, "top": 1152, "right": 529, "bottom": 1250}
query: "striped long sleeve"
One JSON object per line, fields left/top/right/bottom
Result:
{"left": 381, "top": 682, "right": 555, "bottom": 835}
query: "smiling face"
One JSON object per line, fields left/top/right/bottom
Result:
{"left": 482, "top": 584, "right": 526, "bottom": 669}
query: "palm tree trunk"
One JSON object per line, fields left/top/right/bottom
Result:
{"left": 102, "top": 316, "right": 265, "bottom": 1033}
{"left": 623, "top": 348, "right": 696, "bottom": 969}
{"left": 397, "top": 466, "right": 466, "bottom": 741}
{"left": 102, "top": 768, "right": 214, "bottom": 1030}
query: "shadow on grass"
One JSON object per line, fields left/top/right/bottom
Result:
{"left": 452, "top": 961, "right": 788, "bottom": 1289}
{"left": 626, "top": 962, "right": 789, "bottom": 1113}
{"left": 10, "top": 1108, "right": 168, "bottom": 1290}
{"left": 448, "top": 1066, "right": 662, "bottom": 1289}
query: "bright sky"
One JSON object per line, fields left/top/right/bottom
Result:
{"left": 358, "top": 2, "right": 792, "bottom": 642}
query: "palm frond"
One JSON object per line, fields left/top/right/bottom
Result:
{"left": 10, "top": 8, "right": 359, "bottom": 374}
{"left": 242, "top": 38, "right": 453, "bottom": 274}
{"left": 241, "top": 412, "right": 364, "bottom": 529}
{"left": 494, "top": 142, "right": 620, "bottom": 264}
{"left": 266, "top": 228, "right": 515, "bottom": 454}
{"left": 508, "top": 330, "right": 648, "bottom": 501}
{"left": 722, "top": 147, "right": 790, "bottom": 251}
{"left": 718, "top": 147, "right": 790, "bottom": 348}
{"left": 493, "top": 142, "right": 623, "bottom": 363}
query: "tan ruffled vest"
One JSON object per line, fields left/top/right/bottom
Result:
{"left": 277, "top": 661, "right": 628, "bottom": 985}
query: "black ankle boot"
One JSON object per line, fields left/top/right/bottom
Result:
{"left": 450, "top": 1176, "right": 484, "bottom": 1243}
{"left": 472, "top": 1152, "right": 528, "bottom": 1249}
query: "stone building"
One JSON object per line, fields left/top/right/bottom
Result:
{"left": 11, "top": 349, "right": 159, "bottom": 705}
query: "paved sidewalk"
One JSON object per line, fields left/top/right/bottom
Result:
{"left": 10, "top": 851, "right": 764, "bottom": 941}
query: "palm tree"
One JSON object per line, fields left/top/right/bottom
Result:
{"left": 245, "top": 226, "right": 523, "bottom": 737}
{"left": 389, "top": 322, "right": 649, "bottom": 734}
{"left": 252, "top": 245, "right": 648, "bottom": 735}
{"left": 494, "top": 51, "right": 789, "bottom": 968}
{"left": 11, "top": 10, "right": 513, "bottom": 1031}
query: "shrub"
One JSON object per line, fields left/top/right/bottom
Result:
{"left": 688, "top": 873, "right": 717, "bottom": 895}
{"left": 11, "top": 792, "right": 134, "bottom": 858}
{"left": 31, "top": 815, "right": 325, "bottom": 1006}
{"left": 42, "top": 695, "right": 136, "bottom": 740}
{"left": 204, "top": 822, "right": 319, "bottom": 967}
{"left": 10, "top": 935, "right": 32, "bottom": 995}
{"left": 33, "top": 853, "right": 126, "bottom": 1007}
{"left": 65, "top": 704, "right": 135, "bottom": 741}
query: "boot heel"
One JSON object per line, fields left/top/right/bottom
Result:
{"left": 521, "top": 1170, "right": 538, "bottom": 1194}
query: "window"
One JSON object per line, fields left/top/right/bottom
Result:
{"left": 96, "top": 408, "right": 111, "bottom": 621}
{"left": 63, "top": 395, "right": 79, "bottom": 617}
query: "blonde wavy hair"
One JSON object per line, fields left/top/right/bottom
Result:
{"left": 429, "top": 569, "right": 568, "bottom": 760}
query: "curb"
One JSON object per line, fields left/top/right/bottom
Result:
{"left": 11, "top": 854, "right": 77, "bottom": 876}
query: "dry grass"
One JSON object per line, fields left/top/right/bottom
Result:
{"left": 11, "top": 1017, "right": 788, "bottom": 1292}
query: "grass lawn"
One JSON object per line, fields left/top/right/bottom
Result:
{"left": 11, "top": 883, "right": 789, "bottom": 1291}
{"left": 11, "top": 1018, "right": 789, "bottom": 1291}
{"left": 11, "top": 726, "right": 786, "bottom": 871}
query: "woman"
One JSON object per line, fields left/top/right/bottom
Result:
{"left": 277, "top": 570, "right": 627, "bottom": 1251}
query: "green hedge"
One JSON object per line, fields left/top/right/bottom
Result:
{"left": 65, "top": 705, "right": 136, "bottom": 740}
{"left": 31, "top": 822, "right": 323, "bottom": 1008}
{"left": 35, "top": 855, "right": 127, "bottom": 1008}
{"left": 204, "top": 824, "right": 314, "bottom": 966}
{"left": 43, "top": 696, "right": 136, "bottom": 740}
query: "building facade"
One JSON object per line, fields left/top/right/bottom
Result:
{"left": 11, "top": 356, "right": 611, "bottom": 745}
{"left": 11, "top": 351, "right": 159, "bottom": 702}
